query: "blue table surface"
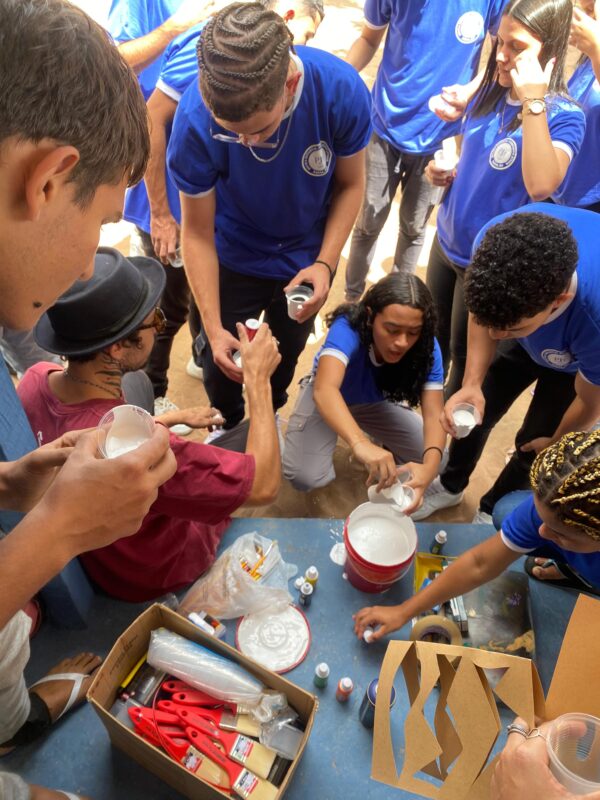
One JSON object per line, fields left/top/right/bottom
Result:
{"left": 4, "top": 519, "right": 578, "bottom": 799}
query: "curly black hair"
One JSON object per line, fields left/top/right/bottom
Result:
{"left": 325, "top": 273, "right": 437, "bottom": 407}
{"left": 464, "top": 212, "right": 578, "bottom": 329}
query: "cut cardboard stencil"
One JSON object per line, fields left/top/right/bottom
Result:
{"left": 372, "top": 641, "right": 544, "bottom": 800}
{"left": 371, "top": 594, "right": 600, "bottom": 800}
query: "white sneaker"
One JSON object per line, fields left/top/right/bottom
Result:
{"left": 472, "top": 509, "right": 493, "bottom": 525}
{"left": 411, "top": 476, "right": 464, "bottom": 521}
{"left": 203, "top": 426, "right": 226, "bottom": 445}
{"left": 154, "top": 396, "right": 192, "bottom": 436}
{"left": 186, "top": 357, "right": 204, "bottom": 381}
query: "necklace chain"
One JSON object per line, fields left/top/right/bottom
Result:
{"left": 249, "top": 104, "right": 295, "bottom": 164}
{"left": 63, "top": 369, "right": 121, "bottom": 400}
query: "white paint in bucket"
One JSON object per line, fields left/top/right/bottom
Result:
{"left": 347, "top": 504, "right": 416, "bottom": 566}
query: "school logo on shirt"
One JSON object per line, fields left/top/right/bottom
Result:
{"left": 302, "top": 141, "right": 332, "bottom": 177}
{"left": 541, "top": 349, "right": 574, "bottom": 369}
{"left": 489, "top": 138, "right": 518, "bottom": 170}
{"left": 455, "top": 11, "right": 484, "bottom": 44}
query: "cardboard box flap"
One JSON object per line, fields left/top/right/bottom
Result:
{"left": 545, "top": 594, "right": 600, "bottom": 720}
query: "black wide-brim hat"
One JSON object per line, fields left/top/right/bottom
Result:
{"left": 35, "top": 247, "right": 166, "bottom": 357}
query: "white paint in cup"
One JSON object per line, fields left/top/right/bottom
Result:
{"left": 98, "top": 404, "right": 155, "bottom": 459}
{"left": 452, "top": 404, "right": 479, "bottom": 439}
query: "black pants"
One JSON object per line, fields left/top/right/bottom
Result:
{"left": 133, "top": 227, "right": 201, "bottom": 398}
{"left": 441, "top": 340, "right": 576, "bottom": 513}
{"left": 425, "top": 233, "right": 468, "bottom": 397}
{"left": 204, "top": 266, "right": 316, "bottom": 429}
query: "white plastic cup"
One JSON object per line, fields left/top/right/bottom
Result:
{"left": 428, "top": 94, "right": 456, "bottom": 117}
{"left": 367, "top": 482, "right": 415, "bottom": 512}
{"left": 97, "top": 404, "right": 155, "bottom": 459}
{"left": 452, "top": 403, "right": 481, "bottom": 439}
{"left": 547, "top": 713, "right": 600, "bottom": 794}
{"left": 232, "top": 350, "right": 243, "bottom": 368}
{"left": 431, "top": 148, "right": 458, "bottom": 205}
{"left": 285, "top": 285, "right": 314, "bottom": 320}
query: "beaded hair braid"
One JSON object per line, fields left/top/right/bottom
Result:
{"left": 197, "top": 2, "right": 293, "bottom": 122}
{"left": 530, "top": 431, "right": 600, "bottom": 541}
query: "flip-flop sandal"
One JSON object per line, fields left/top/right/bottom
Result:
{"left": 1, "top": 670, "right": 93, "bottom": 747}
{"left": 29, "top": 671, "right": 90, "bottom": 722}
{"left": 524, "top": 556, "right": 599, "bottom": 594}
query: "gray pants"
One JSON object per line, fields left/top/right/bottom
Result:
{"left": 0, "top": 328, "right": 61, "bottom": 379}
{"left": 345, "top": 132, "right": 437, "bottom": 299}
{"left": 0, "top": 612, "right": 33, "bottom": 800}
{"left": 282, "top": 378, "right": 423, "bottom": 491}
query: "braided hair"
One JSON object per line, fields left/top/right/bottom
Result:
{"left": 530, "top": 431, "right": 600, "bottom": 541}
{"left": 197, "top": 2, "right": 293, "bottom": 122}
{"left": 325, "top": 273, "right": 437, "bottom": 407}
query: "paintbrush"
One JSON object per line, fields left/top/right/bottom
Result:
{"left": 185, "top": 726, "right": 278, "bottom": 800}
{"left": 158, "top": 698, "right": 261, "bottom": 738}
{"left": 173, "top": 706, "right": 277, "bottom": 779}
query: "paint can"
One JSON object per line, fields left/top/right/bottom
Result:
{"left": 358, "top": 679, "right": 396, "bottom": 729}
{"left": 305, "top": 565, "right": 319, "bottom": 587}
{"left": 430, "top": 530, "right": 447, "bottom": 555}
{"left": 244, "top": 318, "right": 261, "bottom": 341}
{"left": 336, "top": 677, "right": 354, "bottom": 703}
{"left": 299, "top": 581, "right": 313, "bottom": 607}
{"left": 313, "top": 662, "right": 330, "bottom": 689}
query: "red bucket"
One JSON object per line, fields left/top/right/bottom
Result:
{"left": 344, "top": 502, "right": 417, "bottom": 593}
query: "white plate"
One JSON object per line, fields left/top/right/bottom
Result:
{"left": 236, "top": 605, "right": 311, "bottom": 673}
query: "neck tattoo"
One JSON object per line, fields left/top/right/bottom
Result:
{"left": 63, "top": 369, "right": 122, "bottom": 400}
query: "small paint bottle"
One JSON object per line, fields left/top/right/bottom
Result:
{"left": 363, "top": 627, "right": 374, "bottom": 644}
{"left": 358, "top": 679, "right": 397, "bottom": 729}
{"left": 305, "top": 565, "right": 319, "bottom": 588}
{"left": 294, "top": 576, "right": 305, "bottom": 591}
{"left": 430, "top": 530, "right": 447, "bottom": 555}
{"left": 299, "top": 582, "right": 313, "bottom": 608}
{"left": 336, "top": 677, "right": 354, "bottom": 703}
{"left": 313, "top": 662, "right": 330, "bottom": 689}
{"left": 244, "top": 318, "right": 261, "bottom": 341}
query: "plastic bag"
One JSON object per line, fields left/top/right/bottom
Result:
{"left": 147, "top": 628, "right": 288, "bottom": 722}
{"left": 179, "top": 533, "right": 296, "bottom": 620}
{"left": 148, "top": 628, "right": 264, "bottom": 704}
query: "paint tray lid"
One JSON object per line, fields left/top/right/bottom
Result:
{"left": 236, "top": 605, "right": 311, "bottom": 673}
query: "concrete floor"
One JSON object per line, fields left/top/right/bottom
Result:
{"left": 96, "top": 0, "right": 557, "bottom": 527}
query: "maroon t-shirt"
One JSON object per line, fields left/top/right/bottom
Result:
{"left": 18, "top": 363, "right": 255, "bottom": 601}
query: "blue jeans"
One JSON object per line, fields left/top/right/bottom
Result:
{"left": 492, "top": 491, "right": 532, "bottom": 530}
{"left": 345, "top": 132, "right": 437, "bottom": 298}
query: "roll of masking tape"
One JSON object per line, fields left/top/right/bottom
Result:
{"left": 409, "top": 614, "right": 462, "bottom": 645}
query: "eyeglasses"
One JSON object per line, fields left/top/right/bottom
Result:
{"left": 210, "top": 93, "right": 287, "bottom": 149}
{"left": 137, "top": 307, "right": 167, "bottom": 334}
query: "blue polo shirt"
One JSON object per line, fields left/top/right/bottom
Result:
{"left": 437, "top": 96, "right": 585, "bottom": 267}
{"left": 554, "top": 59, "right": 600, "bottom": 208}
{"left": 167, "top": 45, "right": 372, "bottom": 280}
{"left": 123, "top": 23, "right": 204, "bottom": 233}
{"left": 473, "top": 203, "right": 600, "bottom": 386}
{"left": 315, "top": 315, "right": 444, "bottom": 405}
{"left": 365, "top": 0, "right": 507, "bottom": 154}
{"left": 107, "top": 0, "right": 184, "bottom": 100}
{"left": 502, "top": 494, "right": 600, "bottom": 589}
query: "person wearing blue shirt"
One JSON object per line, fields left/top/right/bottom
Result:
{"left": 553, "top": 0, "right": 600, "bottom": 211}
{"left": 415, "top": 204, "right": 600, "bottom": 524}
{"left": 424, "top": 0, "right": 584, "bottom": 398}
{"left": 354, "top": 431, "right": 600, "bottom": 643}
{"left": 283, "top": 274, "right": 446, "bottom": 509}
{"left": 109, "top": 0, "right": 221, "bottom": 426}
{"left": 107, "top": 0, "right": 212, "bottom": 100}
{"left": 344, "top": 0, "right": 507, "bottom": 301}
{"left": 168, "top": 2, "right": 371, "bottom": 438}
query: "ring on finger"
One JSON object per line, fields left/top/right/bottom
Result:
{"left": 526, "top": 728, "right": 547, "bottom": 741}
{"left": 506, "top": 723, "right": 530, "bottom": 738}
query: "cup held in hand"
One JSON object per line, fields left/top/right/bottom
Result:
{"left": 285, "top": 284, "right": 314, "bottom": 320}
{"left": 98, "top": 404, "right": 155, "bottom": 458}
{"left": 452, "top": 403, "right": 481, "bottom": 439}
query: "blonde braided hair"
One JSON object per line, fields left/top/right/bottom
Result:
{"left": 530, "top": 430, "right": 600, "bottom": 541}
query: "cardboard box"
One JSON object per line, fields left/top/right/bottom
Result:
{"left": 371, "top": 594, "right": 600, "bottom": 800}
{"left": 87, "top": 604, "right": 317, "bottom": 799}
